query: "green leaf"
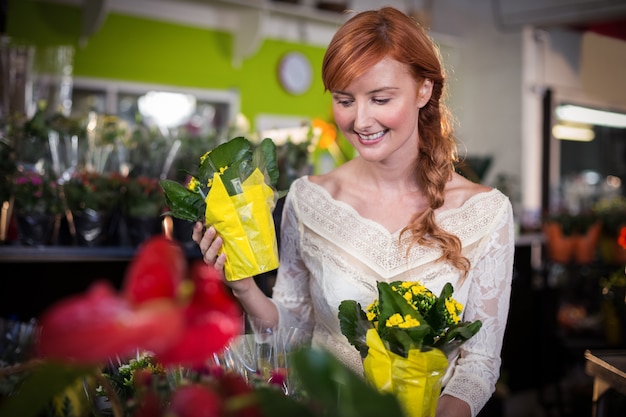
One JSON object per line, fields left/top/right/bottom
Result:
{"left": 159, "top": 179, "right": 205, "bottom": 222}
{"left": 434, "top": 320, "right": 483, "bottom": 355}
{"left": 338, "top": 300, "right": 372, "bottom": 359}
{"left": 0, "top": 362, "right": 95, "bottom": 417}
{"left": 376, "top": 282, "right": 422, "bottom": 333}
{"left": 254, "top": 138, "right": 280, "bottom": 188}
{"left": 198, "top": 137, "right": 252, "bottom": 186}
{"left": 255, "top": 387, "right": 316, "bottom": 417}
{"left": 290, "top": 349, "right": 405, "bottom": 417}
{"left": 382, "top": 325, "right": 431, "bottom": 356}
{"left": 424, "top": 283, "right": 454, "bottom": 339}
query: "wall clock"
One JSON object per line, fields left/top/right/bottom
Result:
{"left": 278, "top": 51, "right": 313, "bottom": 95}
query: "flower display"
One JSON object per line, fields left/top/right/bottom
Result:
{"left": 63, "top": 170, "right": 125, "bottom": 213}
{"left": 12, "top": 171, "right": 60, "bottom": 215}
{"left": 159, "top": 136, "right": 280, "bottom": 281}
{"left": 123, "top": 176, "right": 165, "bottom": 218}
{"left": 339, "top": 281, "right": 482, "bottom": 417}
{"left": 0, "top": 235, "right": 408, "bottom": 417}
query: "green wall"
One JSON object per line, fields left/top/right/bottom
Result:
{"left": 6, "top": 0, "right": 333, "bottom": 128}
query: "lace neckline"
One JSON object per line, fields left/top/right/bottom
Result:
{"left": 299, "top": 175, "right": 499, "bottom": 237}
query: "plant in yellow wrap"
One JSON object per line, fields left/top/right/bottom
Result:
{"left": 339, "top": 281, "right": 482, "bottom": 417}
{"left": 159, "top": 136, "right": 280, "bottom": 281}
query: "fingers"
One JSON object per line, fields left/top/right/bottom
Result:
{"left": 198, "top": 225, "right": 223, "bottom": 266}
{"left": 192, "top": 221, "right": 204, "bottom": 244}
{"left": 214, "top": 252, "right": 226, "bottom": 271}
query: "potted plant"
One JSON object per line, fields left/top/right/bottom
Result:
{"left": 63, "top": 170, "right": 125, "bottom": 246}
{"left": 542, "top": 211, "right": 601, "bottom": 264}
{"left": 11, "top": 170, "right": 61, "bottom": 246}
{"left": 123, "top": 175, "right": 166, "bottom": 246}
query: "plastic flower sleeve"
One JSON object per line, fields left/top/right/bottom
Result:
{"left": 205, "top": 167, "right": 279, "bottom": 281}
{"left": 363, "top": 328, "right": 448, "bottom": 417}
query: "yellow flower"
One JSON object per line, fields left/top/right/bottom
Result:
{"left": 366, "top": 301, "right": 379, "bottom": 322}
{"left": 200, "top": 151, "right": 211, "bottom": 163}
{"left": 445, "top": 298, "right": 463, "bottom": 324}
{"left": 386, "top": 313, "right": 421, "bottom": 329}
{"left": 186, "top": 177, "right": 200, "bottom": 192}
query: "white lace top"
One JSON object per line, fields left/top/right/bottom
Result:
{"left": 271, "top": 176, "right": 514, "bottom": 417}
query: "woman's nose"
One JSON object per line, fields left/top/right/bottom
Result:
{"left": 353, "top": 103, "right": 373, "bottom": 130}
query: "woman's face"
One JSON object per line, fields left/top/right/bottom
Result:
{"left": 331, "top": 57, "right": 432, "bottom": 164}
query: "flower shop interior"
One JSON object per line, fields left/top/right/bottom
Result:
{"left": 2, "top": 0, "right": 626, "bottom": 416}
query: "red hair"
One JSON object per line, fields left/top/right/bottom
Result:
{"left": 322, "top": 7, "right": 469, "bottom": 275}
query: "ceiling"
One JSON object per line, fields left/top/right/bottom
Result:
{"left": 491, "top": 0, "right": 626, "bottom": 42}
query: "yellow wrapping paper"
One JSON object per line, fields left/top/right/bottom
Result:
{"left": 204, "top": 168, "right": 279, "bottom": 281}
{"left": 363, "top": 329, "right": 449, "bottom": 417}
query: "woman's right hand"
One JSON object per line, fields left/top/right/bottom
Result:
{"left": 191, "top": 222, "right": 256, "bottom": 295}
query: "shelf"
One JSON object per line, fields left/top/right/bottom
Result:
{"left": 0, "top": 244, "right": 201, "bottom": 263}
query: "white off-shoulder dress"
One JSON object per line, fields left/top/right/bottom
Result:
{"left": 270, "top": 176, "right": 515, "bottom": 417}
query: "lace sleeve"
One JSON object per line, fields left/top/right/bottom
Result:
{"left": 441, "top": 200, "right": 515, "bottom": 417}
{"left": 269, "top": 191, "right": 314, "bottom": 333}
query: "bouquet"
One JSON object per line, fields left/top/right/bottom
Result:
{"left": 339, "top": 281, "right": 482, "bottom": 417}
{"left": 159, "top": 136, "right": 280, "bottom": 281}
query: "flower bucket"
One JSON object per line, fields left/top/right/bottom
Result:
{"left": 16, "top": 213, "right": 55, "bottom": 246}
{"left": 363, "top": 329, "right": 448, "bottom": 417}
{"left": 543, "top": 222, "right": 576, "bottom": 264}
{"left": 126, "top": 215, "right": 162, "bottom": 247}
{"left": 543, "top": 221, "right": 601, "bottom": 264}
{"left": 73, "top": 209, "right": 113, "bottom": 246}
{"left": 573, "top": 222, "right": 602, "bottom": 264}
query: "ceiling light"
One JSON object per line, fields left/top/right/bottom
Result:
{"left": 138, "top": 91, "right": 196, "bottom": 129}
{"left": 552, "top": 123, "right": 595, "bottom": 141}
{"left": 555, "top": 104, "right": 626, "bottom": 128}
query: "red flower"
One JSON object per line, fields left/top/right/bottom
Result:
{"left": 37, "top": 282, "right": 184, "bottom": 362}
{"left": 168, "top": 384, "right": 223, "bottom": 417}
{"left": 36, "top": 236, "right": 242, "bottom": 366}
{"left": 618, "top": 226, "right": 626, "bottom": 250}
{"left": 156, "top": 261, "right": 243, "bottom": 366}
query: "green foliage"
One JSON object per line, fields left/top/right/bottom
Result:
{"left": 160, "top": 136, "right": 280, "bottom": 223}
{"left": 11, "top": 171, "right": 61, "bottom": 215}
{"left": 0, "top": 349, "right": 406, "bottom": 417}
{"left": 123, "top": 176, "right": 165, "bottom": 218}
{"left": 257, "top": 348, "right": 406, "bottom": 417}
{"left": 339, "top": 281, "right": 482, "bottom": 359}
{"left": 63, "top": 171, "right": 124, "bottom": 213}
{"left": 338, "top": 301, "right": 372, "bottom": 359}
{"left": 0, "top": 362, "right": 96, "bottom": 417}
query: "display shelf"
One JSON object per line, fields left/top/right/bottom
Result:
{"left": 0, "top": 243, "right": 201, "bottom": 263}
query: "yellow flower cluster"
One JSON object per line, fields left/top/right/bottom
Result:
{"left": 385, "top": 313, "right": 421, "bottom": 329}
{"left": 186, "top": 176, "right": 200, "bottom": 192}
{"left": 365, "top": 280, "right": 464, "bottom": 328}
{"left": 186, "top": 165, "right": 229, "bottom": 192}
{"left": 444, "top": 298, "right": 462, "bottom": 324}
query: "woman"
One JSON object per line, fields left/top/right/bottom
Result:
{"left": 194, "top": 7, "right": 514, "bottom": 417}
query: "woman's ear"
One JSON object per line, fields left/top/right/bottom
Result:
{"left": 417, "top": 79, "right": 433, "bottom": 108}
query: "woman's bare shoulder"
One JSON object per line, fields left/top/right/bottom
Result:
{"left": 443, "top": 173, "right": 493, "bottom": 210}
{"left": 307, "top": 162, "right": 356, "bottom": 195}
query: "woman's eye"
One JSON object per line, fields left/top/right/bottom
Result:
{"left": 373, "top": 98, "right": 390, "bottom": 105}
{"left": 335, "top": 98, "right": 353, "bottom": 107}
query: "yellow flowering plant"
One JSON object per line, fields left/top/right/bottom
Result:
{"left": 159, "top": 136, "right": 280, "bottom": 281}
{"left": 339, "top": 281, "right": 482, "bottom": 417}
{"left": 340, "top": 281, "right": 481, "bottom": 358}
